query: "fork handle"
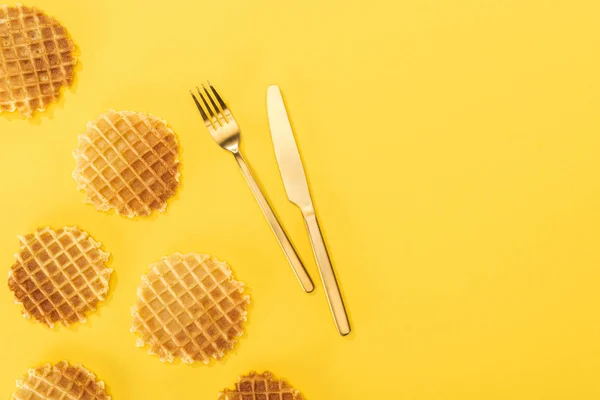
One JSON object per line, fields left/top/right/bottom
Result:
{"left": 233, "top": 152, "right": 314, "bottom": 293}
{"left": 302, "top": 210, "right": 351, "bottom": 336}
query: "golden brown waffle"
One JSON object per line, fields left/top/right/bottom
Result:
{"left": 0, "top": 4, "right": 77, "bottom": 118}
{"left": 218, "top": 371, "right": 305, "bottom": 400}
{"left": 73, "top": 109, "right": 180, "bottom": 218}
{"left": 12, "top": 360, "right": 110, "bottom": 400}
{"left": 7, "top": 226, "right": 112, "bottom": 328}
{"left": 131, "top": 253, "right": 250, "bottom": 364}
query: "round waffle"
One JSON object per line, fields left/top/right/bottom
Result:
{"left": 0, "top": 4, "right": 77, "bottom": 118}
{"left": 73, "top": 109, "right": 180, "bottom": 218}
{"left": 218, "top": 371, "right": 305, "bottom": 400}
{"left": 12, "top": 360, "right": 110, "bottom": 400}
{"left": 7, "top": 226, "right": 112, "bottom": 328}
{"left": 131, "top": 253, "right": 250, "bottom": 364}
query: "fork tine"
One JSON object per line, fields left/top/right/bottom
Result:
{"left": 190, "top": 90, "right": 211, "bottom": 127}
{"left": 202, "top": 83, "right": 228, "bottom": 124}
{"left": 196, "top": 86, "right": 221, "bottom": 128}
{"left": 202, "top": 81, "right": 231, "bottom": 123}
{"left": 207, "top": 81, "right": 231, "bottom": 121}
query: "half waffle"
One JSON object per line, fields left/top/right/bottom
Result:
{"left": 131, "top": 253, "right": 250, "bottom": 364}
{"left": 218, "top": 371, "right": 305, "bottom": 400}
{"left": 73, "top": 109, "right": 180, "bottom": 218}
{"left": 12, "top": 360, "right": 110, "bottom": 400}
{"left": 7, "top": 226, "right": 112, "bottom": 328}
{"left": 0, "top": 4, "right": 77, "bottom": 118}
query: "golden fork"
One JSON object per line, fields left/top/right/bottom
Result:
{"left": 190, "top": 82, "right": 314, "bottom": 293}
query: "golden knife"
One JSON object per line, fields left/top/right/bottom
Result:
{"left": 267, "top": 85, "right": 351, "bottom": 336}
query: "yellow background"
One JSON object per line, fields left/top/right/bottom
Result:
{"left": 1, "top": 0, "right": 600, "bottom": 398}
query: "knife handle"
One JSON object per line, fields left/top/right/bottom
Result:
{"left": 302, "top": 210, "right": 351, "bottom": 336}
{"left": 233, "top": 153, "right": 314, "bottom": 293}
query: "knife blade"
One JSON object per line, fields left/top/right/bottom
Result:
{"left": 267, "top": 85, "right": 351, "bottom": 336}
{"left": 267, "top": 85, "right": 313, "bottom": 211}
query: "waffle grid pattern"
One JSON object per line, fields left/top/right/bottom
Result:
{"left": 218, "top": 371, "right": 305, "bottom": 400}
{"left": 0, "top": 4, "right": 77, "bottom": 117}
{"left": 73, "top": 110, "right": 180, "bottom": 217}
{"left": 8, "top": 227, "right": 112, "bottom": 328}
{"left": 12, "top": 361, "right": 110, "bottom": 400}
{"left": 131, "top": 253, "right": 250, "bottom": 364}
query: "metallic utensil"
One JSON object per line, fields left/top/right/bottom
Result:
{"left": 267, "top": 85, "right": 351, "bottom": 336}
{"left": 190, "top": 82, "right": 314, "bottom": 293}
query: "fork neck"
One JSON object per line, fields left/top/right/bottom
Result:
{"left": 222, "top": 139, "right": 239, "bottom": 154}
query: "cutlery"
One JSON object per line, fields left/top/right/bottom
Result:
{"left": 190, "top": 82, "right": 314, "bottom": 293}
{"left": 267, "top": 85, "right": 351, "bottom": 335}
